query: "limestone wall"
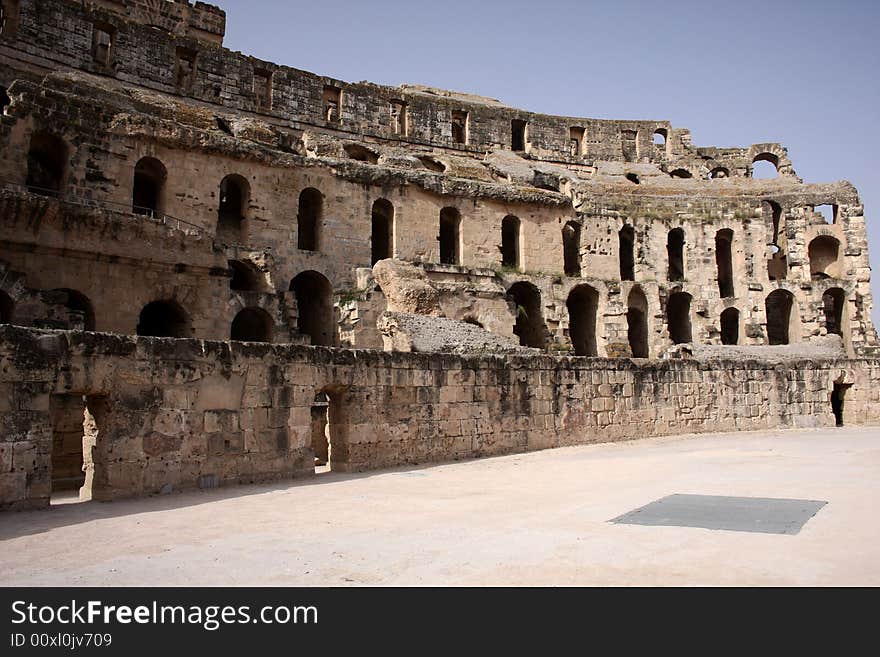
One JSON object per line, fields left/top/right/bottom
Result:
{"left": 0, "top": 0, "right": 781, "bottom": 170}
{"left": 1, "top": 72, "right": 874, "bottom": 357}
{"left": 2, "top": 325, "right": 878, "bottom": 510}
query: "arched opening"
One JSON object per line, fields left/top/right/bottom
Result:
{"left": 562, "top": 221, "right": 581, "bottom": 277}
{"left": 51, "top": 289, "right": 95, "bottom": 331}
{"left": 132, "top": 157, "right": 167, "bottom": 216}
{"left": 217, "top": 174, "right": 249, "bottom": 243}
{"left": 666, "top": 291, "right": 692, "bottom": 344}
{"left": 765, "top": 289, "right": 798, "bottom": 345}
{"left": 290, "top": 271, "right": 335, "bottom": 346}
{"left": 297, "top": 188, "right": 322, "bottom": 251}
{"left": 619, "top": 224, "right": 635, "bottom": 281}
{"left": 715, "top": 229, "right": 734, "bottom": 298}
{"left": 507, "top": 281, "right": 546, "bottom": 349}
{"left": 501, "top": 215, "right": 520, "bottom": 269}
{"left": 709, "top": 167, "right": 729, "bottom": 179}
{"left": 669, "top": 168, "right": 692, "bottom": 179}
{"left": 511, "top": 119, "right": 527, "bottom": 151}
{"left": 49, "top": 394, "right": 107, "bottom": 504}
{"left": 26, "top": 132, "right": 68, "bottom": 197}
{"left": 371, "top": 199, "right": 394, "bottom": 265}
{"left": 627, "top": 286, "right": 649, "bottom": 358}
{"left": 567, "top": 284, "right": 599, "bottom": 356}
{"left": 823, "top": 288, "right": 846, "bottom": 336}
{"left": 439, "top": 207, "right": 461, "bottom": 265}
{"left": 343, "top": 143, "right": 379, "bottom": 164}
{"left": 653, "top": 129, "right": 667, "bottom": 147}
{"left": 0, "top": 290, "right": 13, "bottom": 324}
{"left": 752, "top": 153, "right": 779, "bottom": 179}
{"left": 667, "top": 228, "right": 685, "bottom": 281}
{"left": 808, "top": 236, "right": 841, "bottom": 279}
{"left": 720, "top": 307, "right": 739, "bottom": 345}
{"left": 136, "top": 300, "right": 190, "bottom": 338}
{"left": 229, "top": 259, "right": 263, "bottom": 291}
{"left": 231, "top": 307, "right": 273, "bottom": 342}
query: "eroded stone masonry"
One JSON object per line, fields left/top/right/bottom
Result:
{"left": 0, "top": 0, "right": 878, "bottom": 509}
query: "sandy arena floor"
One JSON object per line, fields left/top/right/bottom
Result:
{"left": 2, "top": 425, "right": 879, "bottom": 586}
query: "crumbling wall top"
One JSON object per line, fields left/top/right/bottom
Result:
{"left": 86, "top": 0, "right": 226, "bottom": 44}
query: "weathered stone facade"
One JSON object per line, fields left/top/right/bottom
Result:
{"left": 2, "top": 325, "right": 879, "bottom": 511}
{"left": 0, "top": 0, "right": 877, "bottom": 509}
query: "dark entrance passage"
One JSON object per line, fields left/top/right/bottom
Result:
{"left": 765, "top": 289, "right": 796, "bottom": 345}
{"left": 822, "top": 288, "right": 845, "bottom": 336}
{"left": 439, "top": 207, "right": 461, "bottom": 265}
{"left": 371, "top": 199, "right": 394, "bottom": 265}
{"left": 137, "top": 300, "right": 191, "bottom": 338}
{"left": 626, "top": 286, "right": 648, "bottom": 358}
{"left": 831, "top": 383, "right": 851, "bottom": 427}
{"left": 132, "top": 157, "right": 166, "bottom": 216}
{"left": 0, "top": 290, "right": 12, "bottom": 324}
{"left": 231, "top": 307, "right": 273, "bottom": 342}
{"left": 501, "top": 215, "right": 520, "bottom": 269}
{"left": 297, "top": 188, "right": 322, "bottom": 251}
{"left": 666, "top": 291, "right": 692, "bottom": 344}
{"left": 715, "top": 229, "right": 734, "bottom": 298}
{"left": 217, "top": 174, "right": 249, "bottom": 243}
{"left": 667, "top": 228, "right": 685, "bottom": 281}
{"left": 26, "top": 132, "right": 68, "bottom": 196}
{"left": 507, "top": 281, "right": 546, "bottom": 348}
{"left": 720, "top": 307, "right": 739, "bottom": 346}
{"left": 562, "top": 221, "right": 581, "bottom": 277}
{"left": 290, "top": 271, "right": 335, "bottom": 346}
{"left": 567, "top": 284, "right": 599, "bottom": 356}
{"left": 619, "top": 224, "right": 635, "bottom": 281}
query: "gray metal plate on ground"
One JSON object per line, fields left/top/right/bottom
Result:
{"left": 611, "top": 494, "right": 827, "bottom": 535}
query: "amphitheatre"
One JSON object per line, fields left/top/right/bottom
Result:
{"left": 0, "top": 0, "right": 878, "bottom": 583}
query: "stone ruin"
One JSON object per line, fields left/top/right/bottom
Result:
{"left": 0, "top": 0, "right": 878, "bottom": 510}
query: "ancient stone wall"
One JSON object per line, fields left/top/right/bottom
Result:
{"left": 0, "top": 0, "right": 786, "bottom": 172}
{"left": 2, "top": 325, "right": 878, "bottom": 510}
{"left": 0, "top": 71, "right": 874, "bottom": 357}
{"left": 1, "top": 0, "right": 878, "bottom": 515}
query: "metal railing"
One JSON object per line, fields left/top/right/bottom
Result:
{"left": 0, "top": 178, "right": 209, "bottom": 237}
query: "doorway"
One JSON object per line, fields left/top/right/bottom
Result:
{"left": 49, "top": 394, "right": 105, "bottom": 504}
{"left": 831, "top": 383, "right": 851, "bottom": 427}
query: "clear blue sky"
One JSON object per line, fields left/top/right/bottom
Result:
{"left": 221, "top": 0, "right": 880, "bottom": 329}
